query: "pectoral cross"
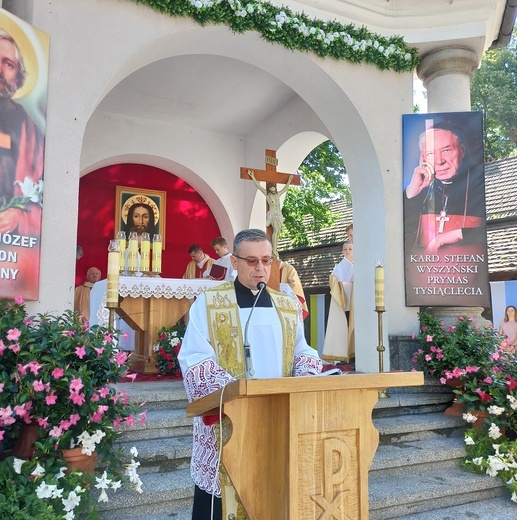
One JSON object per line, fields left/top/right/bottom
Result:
{"left": 436, "top": 210, "right": 450, "bottom": 233}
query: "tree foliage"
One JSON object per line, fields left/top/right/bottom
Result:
{"left": 470, "top": 28, "right": 517, "bottom": 160}
{"left": 281, "top": 140, "right": 351, "bottom": 246}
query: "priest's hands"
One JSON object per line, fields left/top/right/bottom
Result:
{"left": 406, "top": 163, "right": 435, "bottom": 199}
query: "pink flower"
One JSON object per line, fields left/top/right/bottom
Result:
{"left": 464, "top": 366, "right": 479, "bottom": 374}
{"left": 59, "top": 419, "right": 72, "bottom": 431}
{"left": 139, "top": 410, "right": 147, "bottom": 425}
{"left": 123, "top": 331, "right": 129, "bottom": 340}
{"left": 9, "top": 343, "right": 20, "bottom": 353}
{"left": 0, "top": 383, "right": 3, "bottom": 392}
{"left": 90, "top": 393, "right": 100, "bottom": 402}
{"left": 75, "top": 345, "right": 86, "bottom": 359}
{"left": 425, "top": 354, "right": 432, "bottom": 362}
{"left": 115, "top": 351, "right": 128, "bottom": 365}
{"left": 26, "top": 361, "right": 42, "bottom": 376}
{"left": 69, "top": 378, "right": 84, "bottom": 392}
{"left": 125, "top": 415, "right": 135, "bottom": 427}
{"left": 99, "top": 386, "right": 110, "bottom": 398}
{"left": 411, "top": 333, "right": 416, "bottom": 339}
{"left": 52, "top": 367, "right": 64, "bottom": 378}
{"left": 49, "top": 426, "right": 63, "bottom": 438}
{"left": 104, "top": 333, "right": 113, "bottom": 344}
{"left": 37, "top": 417, "right": 49, "bottom": 428}
{"left": 0, "top": 406, "right": 13, "bottom": 420}
{"left": 33, "top": 380, "right": 47, "bottom": 392}
{"left": 0, "top": 340, "right": 5, "bottom": 355}
{"left": 6, "top": 328, "right": 21, "bottom": 341}
{"left": 17, "top": 364, "right": 27, "bottom": 375}
{"left": 94, "top": 347, "right": 105, "bottom": 356}
{"left": 14, "top": 404, "right": 29, "bottom": 419}
{"left": 62, "top": 330, "right": 75, "bottom": 337}
{"left": 14, "top": 295, "right": 24, "bottom": 304}
{"left": 475, "top": 388, "right": 491, "bottom": 402}
{"left": 46, "top": 393, "right": 58, "bottom": 405}
{"left": 426, "top": 334, "right": 433, "bottom": 342}
{"left": 69, "top": 391, "right": 85, "bottom": 406}
{"left": 483, "top": 377, "right": 493, "bottom": 384}
{"left": 113, "top": 418, "right": 123, "bottom": 428}
{"left": 0, "top": 430, "right": 4, "bottom": 441}
{"left": 92, "top": 412, "right": 103, "bottom": 423}
{"left": 69, "top": 414, "right": 80, "bottom": 425}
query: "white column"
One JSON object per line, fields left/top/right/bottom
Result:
{"left": 417, "top": 47, "right": 479, "bottom": 113}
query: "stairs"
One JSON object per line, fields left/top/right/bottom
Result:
{"left": 97, "top": 379, "right": 516, "bottom": 519}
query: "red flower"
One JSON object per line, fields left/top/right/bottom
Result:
{"left": 506, "top": 376, "right": 517, "bottom": 391}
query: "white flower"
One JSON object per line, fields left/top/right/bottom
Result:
{"left": 14, "top": 177, "right": 44, "bottom": 204}
{"left": 472, "top": 457, "right": 484, "bottom": 466}
{"left": 487, "top": 405, "right": 505, "bottom": 416}
{"left": 62, "top": 491, "right": 81, "bottom": 511}
{"left": 130, "top": 446, "right": 139, "bottom": 457}
{"left": 111, "top": 480, "right": 122, "bottom": 491}
{"left": 91, "top": 429, "right": 106, "bottom": 444}
{"left": 95, "top": 471, "right": 111, "bottom": 490}
{"left": 12, "top": 458, "right": 25, "bottom": 474}
{"left": 31, "top": 463, "right": 45, "bottom": 477}
{"left": 64, "top": 511, "right": 75, "bottom": 520}
{"left": 512, "top": 492, "right": 517, "bottom": 503}
{"left": 464, "top": 436, "right": 475, "bottom": 445}
{"left": 462, "top": 412, "right": 477, "bottom": 423}
{"left": 35, "top": 481, "right": 54, "bottom": 499}
{"left": 98, "top": 489, "right": 109, "bottom": 503}
{"left": 488, "top": 424, "right": 502, "bottom": 440}
{"left": 56, "top": 467, "right": 67, "bottom": 479}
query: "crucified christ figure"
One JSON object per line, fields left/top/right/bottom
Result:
{"left": 248, "top": 169, "right": 293, "bottom": 257}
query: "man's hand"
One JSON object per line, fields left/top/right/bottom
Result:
{"left": 405, "top": 163, "right": 435, "bottom": 199}
{"left": 425, "top": 229, "right": 463, "bottom": 253}
{"left": 0, "top": 208, "right": 21, "bottom": 234}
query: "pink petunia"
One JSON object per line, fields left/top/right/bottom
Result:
{"left": 33, "top": 380, "right": 47, "bottom": 392}
{"left": 115, "top": 351, "right": 128, "bottom": 365}
{"left": 68, "top": 414, "right": 80, "bottom": 425}
{"left": 9, "top": 343, "right": 20, "bottom": 353}
{"left": 75, "top": 345, "right": 86, "bottom": 359}
{"left": 26, "top": 361, "right": 42, "bottom": 376}
{"left": 14, "top": 295, "right": 24, "bottom": 305}
{"left": 52, "top": 367, "right": 64, "bottom": 378}
{"left": 69, "top": 378, "right": 84, "bottom": 392}
{"left": 45, "top": 393, "right": 58, "bottom": 405}
{"left": 69, "top": 391, "right": 85, "bottom": 406}
{"left": 37, "top": 417, "right": 49, "bottom": 428}
{"left": 49, "top": 426, "right": 63, "bottom": 437}
{"left": 6, "top": 328, "right": 21, "bottom": 341}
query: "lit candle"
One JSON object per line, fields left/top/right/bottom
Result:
{"left": 375, "top": 261, "right": 385, "bottom": 311}
{"left": 106, "top": 240, "right": 120, "bottom": 305}
{"left": 140, "top": 232, "right": 150, "bottom": 272}
{"left": 152, "top": 234, "right": 162, "bottom": 275}
{"left": 116, "top": 231, "right": 126, "bottom": 271}
{"left": 127, "top": 232, "right": 138, "bottom": 272}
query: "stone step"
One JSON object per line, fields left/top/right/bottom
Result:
{"left": 115, "top": 381, "right": 188, "bottom": 411}
{"left": 117, "top": 408, "right": 193, "bottom": 442}
{"left": 371, "top": 435, "right": 466, "bottom": 477}
{"left": 373, "top": 411, "right": 467, "bottom": 444}
{"left": 369, "top": 465, "right": 507, "bottom": 520}
{"left": 97, "top": 468, "right": 194, "bottom": 519}
{"left": 118, "top": 435, "right": 192, "bottom": 473}
{"left": 373, "top": 391, "right": 453, "bottom": 417}
{"left": 396, "top": 495, "right": 517, "bottom": 520}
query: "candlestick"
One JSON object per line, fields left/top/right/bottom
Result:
{"left": 140, "top": 232, "right": 151, "bottom": 273}
{"left": 106, "top": 240, "right": 120, "bottom": 309}
{"left": 152, "top": 234, "right": 162, "bottom": 276}
{"left": 375, "top": 261, "right": 385, "bottom": 311}
{"left": 376, "top": 308, "right": 389, "bottom": 399}
{"left": 127, "top": 231, "right": 138, "bottom": 273}
{"left": 116, "top": 230, "right": 126, "bottom": 271}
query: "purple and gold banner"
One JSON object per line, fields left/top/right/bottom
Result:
{"left": 0, "top": 9, "right": 49, "bottom": 301}
{"left": 402, "top": 112, "right": 490, "bottom": 307}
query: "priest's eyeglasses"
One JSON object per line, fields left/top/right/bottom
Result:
{"left": 233, "top": 255, "right": 273, "bottom": 267}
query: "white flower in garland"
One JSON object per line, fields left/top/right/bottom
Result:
{"left": 488, "top": 423, "right": 503, "bottom": 440}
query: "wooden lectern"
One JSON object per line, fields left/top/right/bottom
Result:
{"left": 187, "top": 371, "right": 423, "bottom": 519}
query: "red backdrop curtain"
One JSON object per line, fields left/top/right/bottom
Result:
{"left": 76, "top": 163, "right": 221, "bottom": 285}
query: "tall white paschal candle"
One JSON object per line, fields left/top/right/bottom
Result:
{"left": 375, "top": 263, "right": 385, "bottom": 311}
{"left": 106, "top": 240, "right": 120, "bottom": 305}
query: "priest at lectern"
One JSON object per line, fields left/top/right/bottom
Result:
{"left": 178, "top": 228, "right": 322, "bottom": 520}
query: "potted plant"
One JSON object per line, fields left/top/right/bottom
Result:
{"left": 0, "top": 297, "right": 146, "bottom": 517}
{"left": 152, "top": 319, "right": 186, "bottom": 376}
{"left": 412, "top": 312, "right": 501, "bottom": 385}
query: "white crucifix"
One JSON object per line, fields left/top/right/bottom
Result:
{"left": 436, "top": 210, "right": 450, "bottom": 233}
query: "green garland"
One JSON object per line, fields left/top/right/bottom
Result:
{"left": 134, "top": 0, "right": 419, "bottom": 72}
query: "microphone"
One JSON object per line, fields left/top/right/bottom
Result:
{"left": 243, "top": 282, "right": 266, "bottom": 379}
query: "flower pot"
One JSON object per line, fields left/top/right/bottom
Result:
{"left": 61, "top": 447, "right": 97, "bottom": 474}
{"left": 443, "top": 378, "right": 465, "bottom": 416}
{"left": 12, "top": 421, "right": 39, "bottom": 459}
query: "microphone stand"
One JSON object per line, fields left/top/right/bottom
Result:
{"left": 243, "top": 282, "right": 266, "bottom": 379}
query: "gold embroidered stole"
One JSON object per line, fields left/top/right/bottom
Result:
{"left": 204, "top": 282, "right": 298, "bottom": 518}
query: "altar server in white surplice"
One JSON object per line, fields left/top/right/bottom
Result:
{"left": 322, "top": 242, "right": 355, "bottom": 363}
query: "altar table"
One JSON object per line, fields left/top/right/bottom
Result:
{"left": 91, "top": 277, "right": 298, "bottom": 374}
